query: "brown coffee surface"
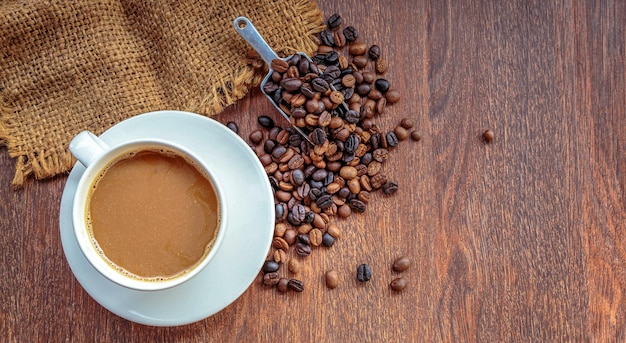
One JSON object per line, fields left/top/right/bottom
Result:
{"left": 88, "top": 150, "right": 219, "bottom": 279}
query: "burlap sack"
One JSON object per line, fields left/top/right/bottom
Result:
{"left": 0, "top": 0, "right": 325, "bottom": 187}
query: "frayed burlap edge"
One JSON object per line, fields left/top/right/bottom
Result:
{"left": 0, "top": 0, "right": 325, "bottom": 189}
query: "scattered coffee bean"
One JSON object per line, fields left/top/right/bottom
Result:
{"left": 343, "top": 26, "right": 358, "bottom": 42}
{"left": 327, "top": 13, "right": 342, "bottom": 29}
{"left": 262, "top": 260, "right": 280, "bottom": 273}
{"left": 357, "top": 263, "right": 372, "bottom": 282}
{"left": 258, "top": 115, "right": 275, "bottom": 129}
{"left": 483, "top": 129, "right": 495, "bottom": 142}
{"left": 249, "top": 129, "right": 264, "bottom": 144}
{"left": 392, "top": 256, "right": 410, "bottom": 272}
{"left": 390, "top": 277, "right": 407, "bottom": 292}
{"left": 322, "top": 232, "right": 335, "bottom": 247}
{"left": 400, "top": 118, "right": 414, "bottom": 129}
{"left": 288, "top": 258, "right": 300, "bottom": 274}
{"left": 226, "top": 121, "right": 238, "bottom": 133}
{"left": 368, "top": 45, "right": 381, "bottom": 60}
{"left": 295, "top": 242, "right": 311, "bottom": 256}
{"left": 277, "top": 278, "right": 290, "bottom": 293}
{"left": 410, "top": 131, "right": 422, "bottom": 141}
{"left": 263, "top": 272, "right": 280, "bottom": 286}
{"left": 288, "top": 278, "right": 305, "bottom": 292}
{"left": 394, "top": 126, "right": 409, "bottom": 141}
{"left": 382, "top": 181, "right": 398, "bottom": 195}
{"left": 325, "top": 270, "right": 339, "bottom": 289}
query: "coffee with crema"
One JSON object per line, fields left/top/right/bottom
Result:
{"left": 86, "top": 148, "right": 220, "bottom": 281}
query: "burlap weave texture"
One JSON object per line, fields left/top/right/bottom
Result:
{"left": 0, "top": 0, "right": 324, "bottom": 187}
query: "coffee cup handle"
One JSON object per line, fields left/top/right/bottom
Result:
{"left": 69, "top": 131, "right": 110, "bottom": 167}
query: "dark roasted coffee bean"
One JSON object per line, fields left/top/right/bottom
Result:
{"left": 374, "top": 78, "right": 390, "bottom": 93}
{"left": 386, "top": 131, "right": 399, "bottom": 147}
{"left": 356, "top": 263, "right": 372, "bottom": 282}
{"left": 291, "top": 169, "right": 305, "bottom": 186}
{"left": 370, "top": 133, "right": 381, "bottom": 149}
{"left": 295, "top": 242, "right": 311, "bottom": 256}
{"left": 320, "top": 30, "right": 335, "bottom": 46}
{"left": 312, "top": 169, "right": 328, "bottom": 182}
{"left": 271, "top": 145, "right": 287, "bottom": 160}
{"left": 392, "top": 256, "right": 411, "bottom": 272}
{"left": 383, "top": 181, "right": 398, "bottom": 194}
{"left": 356, "top": 83, "right": 371, "bottom": 96}
{"left": 337, "top": 187, "right": 351, "bottom": 199}
{"left": 344, "top": 134, "right": 359, "bottom": 153}
{"left": 303, "top": 211, "right": 315, "bottom": 224}
{"left": 344, "top": 109, "right": 360, "bottom": 124}
{"left": 349, "top": 199, "right": 366, "bottom": 213}
{"left": 272, "top": 88, "right": 283, "bottom": 104}
{"left": 343, "top": 26, "right": 358, "bottom": 42}
{"left": 368, "top": 45, "right": 381, "bottom": 60}
{"left": 308, "top": 187, "right": 322, "bottom": 201}
{"left": 310, "top": 127, "right": 327, "bottom": 145}
{"left": 322, "top": 232, "right": 335, "bottom": 247}
{"left": 262, "top": 260, "right": 280, "bottom": 273}
{"left": 281, "top": 78, "right": 303, "bottom": 92}
{"left": 287, "top": 212, "right": 301, "bottom": 226}
{"left": 292, "top": 204, "right": 306, "bottom": 222}
{"left": 312, "top": 78, "right": 330, "bottom": 93}
{"left": 275, "top": 203, "right": 286, "bottom": 220}
{"left": 289, "top": 53, "right": 301, "bottom": 66}
{"left": 327, "top": 13, "right": 342, "bottom": 29}
{"left": 226, "top": 121, "right": 238, "bottom": 133}
{"left": 263, "top": 81, "right": 279, "bottom": 95}
{"left": 298, "top": 58, "right": 310, "bottom": 75}
{"left": 316, "top": 194, "right": 333, "bottom": 209}
{"left": 297, "top": 182, "right": 311, "bottom": 199}
{"left": 323, "top": 65, "right": 341, "bottom": 80}
{"left": 263, "top": 140, "right": 276, "bottom": 154}
{"left": 288, "top": 278, "right": 305, "bottom": 292}
{"left": 297, "top": 234, "right": 311, "bottom": 246}
{"left": 263, "top": 272, "right": 280, "bottom": 286}
{"left": 325, "top": 51, "right": 339, "bottom": 64}
{"left": 258, "top": 115, "right": 275, "bottom": 129}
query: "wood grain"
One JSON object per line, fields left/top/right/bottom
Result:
{"left": 1, "top": 0, "right": 625, "bottom": 342}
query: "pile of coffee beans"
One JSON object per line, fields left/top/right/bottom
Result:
{"left": 236, "top": 13, "right": 420, "bottom": 293}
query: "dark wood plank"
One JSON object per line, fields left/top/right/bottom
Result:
{"left": 1, "top": 1, "right": 625, "bottom": 342}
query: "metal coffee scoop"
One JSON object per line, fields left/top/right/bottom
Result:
{"left": 233, "top": 16, "right": 348, "bottom": 143}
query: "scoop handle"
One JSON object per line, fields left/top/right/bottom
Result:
{"left": 233, "top": 16, "right": 280, "bottom": 66}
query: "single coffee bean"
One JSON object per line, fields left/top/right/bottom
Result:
{"left": 390, "top": 277, "right": 407, "bottom": 292}
{"left": 311, "top": 77, "right": 330, "bottom": 92}
{"left": 348, "top": 42, "right": 368, "bottom": 56}
{"left": 392, "top": 256, "right": 411, "bottom": 272}
{"left": 382, "top": 181, "right": 399, "bottom": 195}
{"left": 368, "top": 44, "right": 381, "bottom": 60}
{"left": 325, "top": 270, "right": 339, "bottom": 289}
{"left": 327, "top": 13, "right": 342, "bottom": 29}
{"left": 322, "top": 232, "right": 335, "bottom": 247}
{"left": 410, "top": 131, "right": 422, "bottom": 141}
{"left": 277, "top": 278, "right": 290, "bottom": 293}
{"left": 343, "top": 26, "right": 358, "bottom": 42}
{"left": 483, "top": 129, "right": 495, "bottom": 142}
{"left": 297, "top": 233, "right": 311, "bottom": 245}
{"left": 352, "top": 55, "right": 368, "bottom": 68}
{"left": 273, "top": 249, "right": 287, "bottom": 263}
{"left": 320, "top": 29, "right": 335, "bottom": 46}
{"left": 337, "top": 204, "right": 351, "bottom": 218}
{"left": 262, "top": 260, "right": 280, "bottom": 273}
{"left": 375, "top": 57, "right": 388, "bottom": 73}
{"left": 263, "top": 272, "right": 280, "bottom": 286}
{"left": 356, "top": 263, "right": 372, "bottom": 282}
{"left": 288, "top": 278, "right": 305, "bottom": 292}
{"left": 394, "top": 125, "right": 409, "bottom": 141}
{"left": 309, "top": 228, "right": 323, "bottom": 246}
{"left": 316, "top": 194, "right": 333, "bottom": 209}
{"left": 400, "top": 118, "right": 414, "bottom": 129}
{"left": 385, "top": 89, "right": 401, "bottom": 103}
{"left": 258, "top": 115, "right": 275, "bottom": 129}
{"left": 249, "top": 129, "right": 264, "bottom": 144}
{"left": 385, "top": 131, "right": 399, "bottom": 147}
{"left": 271, "top": 59, "right": 289, "bottom": 73}
{"left": 288, "top": 258, "right": 300, "bottom": 274}
{"left": 326, "top": 223, "right": 341, "bottom": 238}
{"left": 295, "top": 242, "right": 311, "bottom": 256}
{"left": 349, "top": 198, "right": 366, "bottom": 213}
{"left": 334, "top": 31, "right": 347, "bottom": 48}
{"left": 284, "top": 229, "right": 297, "bottom": 245}
{"left": 226, "top": 121, "right": 238, "bottom": 133}
{"left": 374, "top": 78, "right": 390, "bottom": 93}
{"left": 280, "top": 78, "right": 303, "bottom": 92}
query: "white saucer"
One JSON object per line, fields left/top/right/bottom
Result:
{"left": 59, "top": 110, "right": 274, "bottom": 326}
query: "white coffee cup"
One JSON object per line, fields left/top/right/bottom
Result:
{"left": 69, "top": 131, "right": 227, "bottom": 291}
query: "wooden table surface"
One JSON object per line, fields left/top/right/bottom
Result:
{"left": 2, "top": 0, "right": 625, "bottom": 342}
